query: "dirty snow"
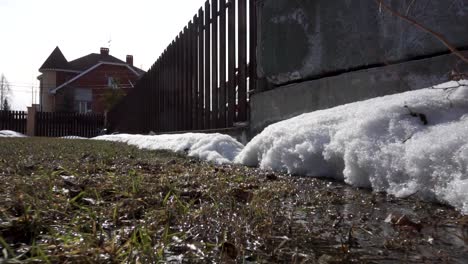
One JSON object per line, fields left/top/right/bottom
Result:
{"left": 236, "top": 80, "right": 468, "bottom": 214}
{"left": 0, "top": 130, "right": 27, "bottom": 138}
{"left": 94, "top": 133, "right": 244, "bottom": 164}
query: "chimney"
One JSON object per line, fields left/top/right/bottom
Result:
{"left": 100, "top": 47, "right": 109, "bottom": 56}
{"left": 126, "top": 55, "right": 133, "bottom": 66}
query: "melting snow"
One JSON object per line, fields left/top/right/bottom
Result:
{"left": 61, "top": 136, "right": 88, "bottom": 139}
{"left": 236, "top": 80, "right": 468, "bottom": 213}
{"left": 94, "top": 133, "right": 244, "bottom": 164}
{"left": 4, "top": 80, "right": 466, "bottom": 213}
{"left": 0, "top": 130, "right": 26, "bottom": 138}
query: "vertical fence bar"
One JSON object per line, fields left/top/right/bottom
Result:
{"left": 198, "top": 8, "right": 205, "bottom": 130}
{"left": 170, "top": 45, "right": 174, "bottom": 131}
{"left": 167, "top": 46, "right": 171, "bottom": 132}
{"left": 175, "top": 39, "right": 180, "bottom": 131}
{"left": 161, "top": 51, "right": 166, "bottom": 132}
{"left": 238, "top": 0, "right": 247, "bottom": 122}
{"left": 192, "top": 15, "right": 199, "bottom": 130}
{"left": 160, "top": 55, "right": 164, "bottom": 132}
{"left": 212, "top": 0, "right": 219, "bottom": 128}
{"left": 180, "top": 30, "right": 186, "bottom": 130}
{"left": 219, "top": 0, "right": 227, "bottom": 128}
{"left": 173, "top": 41, "right": 178, "bottom": 131}
{"left": 166, "top": 47, "right": 170, "bottom": 132}
{"left": 183, "top": 26, "right": 189, "bottom": 131}
{"left": 165, "top": 47, "right": 170, "bottom": 132}
{"left": 48, "top": 112, "right": 52, "bottom": 137}
{"left": 249, "top": 0, "right": 257, "bottom": 93}
{"left": 12, "top": 111, "right": 15, "bottom": 132}
{"left": 182, "top": 29, "right": 188, "bottom": 131}
{"left": 155, "top": 59, "right": 160, "bottom": 132}
{"left": 11, "top": 111, "right": 15, "bottom": 132}
{"left": 172, "top": 45, "right": 177, "bottom": 131}
{"left": 153, "top": 66, "right": 156, "bottom": 132}
{"left": 46, "top": 112, "right": 49, "bottom": 137}
{"left": 227, "top": 0, "right": 236, "bottom": 127}
{"left": 204, "top": 0, "right": 211, "bottom": 129}
{"left": 188, "top": 21, "right": 194, "bottom": 130}
{"left": 144, "top": 75, "right": 149, "bottom": 133}
{"left": 175, "top": 36, "right": 181, "bottom": 131}
{"left": 154, "top": 60, "right": 158, "bottom": 132}
{"left": 147, "top": 69, "right": 151, "bottom": 132}
{"left": 180, "top": 33, "right": 185, "bottom": 131}
{"left": 47, "top": 112, "right": 50, "bottom": 137}
{"left": 153, "top": 65, "right": 157, "bottom": 132}
{"left": 169, "top": 42, "right": 175, "bottom": 131}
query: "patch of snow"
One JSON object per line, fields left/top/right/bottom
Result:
{"left": 0, "top": 130, "right": 27, "bottom": 138}
{"left": 93, "top": 133, "right": 244, "bottom": 164}
{"left": 61, "top": 136, "right": 88, "bottom": 139}
{"left": 235, "top": 82, "right": 468, "bottom": 214}
{"left": 433, "top": 79, "right": 468, "bottom": 89}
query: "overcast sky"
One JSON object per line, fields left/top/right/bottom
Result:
{"left": 0, "top": 0, "right": 206, "bottom": 110}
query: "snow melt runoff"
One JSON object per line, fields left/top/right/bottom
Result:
{"left": 41, "top": 80, "right": 467, "bottom": 214}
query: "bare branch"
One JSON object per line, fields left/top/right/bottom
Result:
{"left": 375, "top": 0, "right": 468, "bottom": 64}
{"left": 405, "top": 0, "right": 416, "bottom": 15}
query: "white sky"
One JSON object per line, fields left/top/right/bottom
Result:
{"left": 0, "top": 0, "right": 206, "bottom": 110}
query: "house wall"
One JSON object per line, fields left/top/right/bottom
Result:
{"left": 93, "top": 88, "right": 132, "bottom": 114}
{"left": 56, "top": 71, "right": 78, "bottom": 87}
{"left": 66, "top": 64, "right": 140, "bottom": 113}
{"left": 39, "top": 71, "right": 56, "bottom": 112}
{"left": 54, "top": 87, "right": 75, "bottom": 112}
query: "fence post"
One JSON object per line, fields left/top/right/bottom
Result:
{"left": 26, "top": 106, "right": 37, "bottom": 137}
{"left": 104, "top": 111, "right": 108, "bottom": 129}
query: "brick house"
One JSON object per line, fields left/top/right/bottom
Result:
{"left": 38, "top": 47, "right": 145, "bottom": 113}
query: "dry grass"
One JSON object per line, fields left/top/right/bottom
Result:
{"left": 0, "top": 137, "right": 467, "bottom": 263}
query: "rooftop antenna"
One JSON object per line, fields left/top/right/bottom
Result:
{"left": 107, "top": 34, "right": 112, "bottom": 49}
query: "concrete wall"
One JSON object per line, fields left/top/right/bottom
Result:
{"left": 257, "top": 0, "right": 468, "bottom": 87}
{"left": 249, "top": 0, "right": 468, "bottom": 135}
{"left": 250, "top": 52, "right": 468, "bottom": 135}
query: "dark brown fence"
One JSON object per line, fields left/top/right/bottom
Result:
{"left": 0, "top": 110, "right": 27, "bottom": 134}
{"left": 35, "top": 112, "right": 104, "bottom": 138}
{"left": 109, "top": 0, "right": 257, "bottom": 133}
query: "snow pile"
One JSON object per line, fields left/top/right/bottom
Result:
{"left": 94, "top": 133, "right": 244, "bottom": 164}
{"left": 236, "top": 81, "right": 468, "bottom": 213}
{"left": 0, "top": 130, "right": 27, "bottom": 138}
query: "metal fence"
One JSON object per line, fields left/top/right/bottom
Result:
{"left": 35, "top": 112, "right": 104, "bottom": 138}
{"left": 109, "top": 0, "right": 257, "bottom": 133}
{"left": 0, "top": 110, "right": 27, "bottom": 134}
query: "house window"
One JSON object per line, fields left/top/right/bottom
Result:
{"left": 76, "top": 101, "right": 92, "bottom": 113}
{"left": 108, "top": 77, "right": 119, "bottom": 89}
{"left": 74, "top": 88, "right": 92, "bottom": 113}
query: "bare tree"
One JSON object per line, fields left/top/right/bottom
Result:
{"left": 2, "top": 99, "right": 11, "bottom": 111}
{"left": 0, "top": 74, "right": 11, "bottom": 111}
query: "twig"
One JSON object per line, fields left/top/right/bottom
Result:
{"left": 405, "top": 0, "right": 416, "bottom": 15}
{"left": 374, "top": 0, "right": 468, "bottom": 64}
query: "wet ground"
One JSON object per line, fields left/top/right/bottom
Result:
{"left": 0, "top": 138, "right": 467, "bottom": 263}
